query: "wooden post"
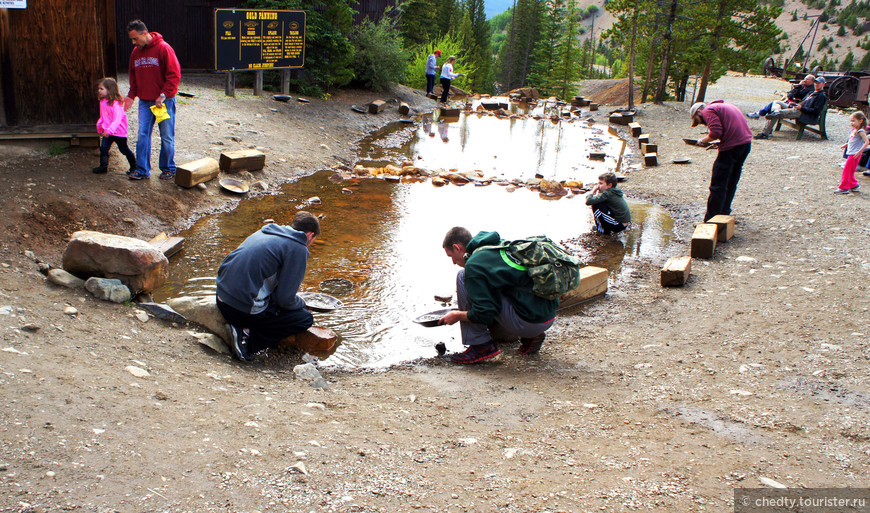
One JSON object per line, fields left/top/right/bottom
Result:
{"left": 254, "top": 71, "right": 264, "bottom": 96}
{"left": 281, "top": 70, "right": 290, "bottom": 95}
{"left": 225, "top": 72, "right": 235, "bottom": 97}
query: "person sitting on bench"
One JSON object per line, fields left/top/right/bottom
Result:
{"left": 754, "top": 76, "right": 827, "bottom": 140}
{"left": 746, "top": 75, "right": 814, "bottom": 119}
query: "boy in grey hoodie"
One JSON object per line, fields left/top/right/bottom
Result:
{"left": 216, "top": 212, "right": 320, "bottom": 361}
{"left": 585, "top": 172, "right": 631, "bottom": 234}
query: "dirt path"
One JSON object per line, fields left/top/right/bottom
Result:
{"left": 0, "top": 74, "right": 868, "bottom": 512}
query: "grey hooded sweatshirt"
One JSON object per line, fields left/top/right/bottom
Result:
{"left": 216, "top": 224, "right": 309, "bottom": 315}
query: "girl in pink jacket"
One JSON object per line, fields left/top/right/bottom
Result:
{"left": 93, "top": 78, "right": 136, "bottom": 175}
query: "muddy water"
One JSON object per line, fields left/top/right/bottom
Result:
{"left": 356, "top": 107, "right": 624, "bottom": 183}
{"left": 153, "top": 171, "right": 674, "bottom": 368}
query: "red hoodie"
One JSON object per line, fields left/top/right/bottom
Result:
{"left": 128, "top": 32, "right": 181, "bottom": 101}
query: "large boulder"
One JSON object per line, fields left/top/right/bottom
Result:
{"left": 62, "top": 231, "right": 168, "bottom": 294}
{"left": 166, "top": 295, "right": 231, "bottom": 342}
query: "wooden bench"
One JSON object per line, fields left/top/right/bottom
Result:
{"left": 775, "top": 101, "right": 828, "bottom": 140}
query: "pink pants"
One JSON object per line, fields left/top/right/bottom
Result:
{"left": 839, "top": 154, "right": 859, "bottom": 190}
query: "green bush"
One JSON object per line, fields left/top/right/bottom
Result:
{"left": 403, "top": 34, "right": 476, "bottom": 91}
{"left": 350, "top": 16, "right": 409, "bottom": 91}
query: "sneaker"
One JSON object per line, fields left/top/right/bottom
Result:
{"left": 128, "top": 171, "right": 150, "bottom": 180}
{"left": 227, "top": 324, "right": 253, "bottom": 361}
{"left": 753, "top": 132, "right": 769, "bottom": 140}
{"left": 850, "top": 184, "right": 860, "bottom": 191}
{"left": 863, "top": 170, "right": 870, "bottom": 176}
{"left": 519, "top": 333, "right": 546, "bottom": 355}
{"left": 834, "top": 188, "right": 850, "bottom": 194}
{"left": 746, "top": 111, "right": 759, "bottom": 119}
{"left": 126, "top": 168, "right": 136, "bottom": 176}
{"left": 450, "top": 342, "right": 501, "bottom": 364}
{"left": 159, "top": 171, "right": 176, "bottom": 180}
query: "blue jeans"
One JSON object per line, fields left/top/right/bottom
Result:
{"left": 136, "top": 97, "right": 177, "bottom": 176}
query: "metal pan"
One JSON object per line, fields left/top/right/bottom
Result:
{"left": 413, "top": 308, "right": 457, "bottom": 327}
{"left": 219, "top": 178, "right": 250, "bottom": 194}
{"left": 298, "top": 292, "right": 343, "bottom": 312}
{"left": 682, "top": 138, "right": 699, "bottom": 146}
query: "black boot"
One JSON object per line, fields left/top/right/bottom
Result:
{"left": 92, "top": 154, "right": 109, "bottom": 174}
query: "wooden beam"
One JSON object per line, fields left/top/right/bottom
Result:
{"left": 661, "top": 256, "right": 691, "bottom": 287}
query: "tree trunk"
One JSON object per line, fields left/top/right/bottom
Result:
{"left": 696, "top": 61, "right": 712, "bottom": 103}
{"left": 641, "top": 40, "right": 658, "bottom": 103}
{"left": 653, "top": 0, "right": 679, "bottom": 104}
{"left": 627, "top": 6, "right": 639, "bottom": 110}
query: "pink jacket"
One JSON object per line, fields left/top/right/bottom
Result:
{"left": 96, "top": 99, "right": 128, "bottom": 137}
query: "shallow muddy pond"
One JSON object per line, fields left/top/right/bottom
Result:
{"left": 153, "top": 172, "right": 673, "bottom": 368}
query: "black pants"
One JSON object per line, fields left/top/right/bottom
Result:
{"left": 591, "top": 203, "right": 627, "bottom": 234}
{"left": 426, "top": 74, "right": 436, "bottom": 95}
{"left": 99, "top": 135, "right": 136, "bottom": 169}
{"left": 706, "top": 142, "right": 751, "bottom": 222}
{"left": 217, "top": 300, "right": 313, "bottom": 354}
{"left": 440, "top": 78, "right": 452, "bottom": 103}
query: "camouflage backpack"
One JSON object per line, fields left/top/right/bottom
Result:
{"left": 480, "top": 235, "right": 582, "bottom": 300}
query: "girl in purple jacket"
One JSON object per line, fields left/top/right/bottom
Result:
{"left": 93, "top": 78, "right": 136, "bottom": 175}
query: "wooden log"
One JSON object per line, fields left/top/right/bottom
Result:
{"left": 558, "top": 266, "right": 609, "bottom": 310}
{"left": 644, "top": 153, "right": 658, "bottom": 166}
{"left": 440, "top": 107, "right": 461, "bottom": 117}
{"left": 708, "top": 214, "right": 735, "bottom": 242}
{"left": 219, "top": 149, "right": 266, "bottom": 172}
{"left": 640, "top": 143, "right": 658, "bottom": 154}
{"left": 368, "top": 100, "right": 387, "bottom": 114}
{"left": 148, "top": 232, "right": 185, "bottom": 258}
{"left": 398, "top": 102, "right": 410, "bottom": 115}
{"left": 626, "top": 122, "right": 641, "bottom": 137}
{"left": 589, "top": 152, "right": 606, "bottom": 160}
{"left": 609, "top": 113, "right": 628, "bottom": 125}
{"left": 690, "top": 223, "right": 718, "bottom": 258}
{"left": 661, "top": 256, "right": 692, "bottom": 287}
{"left": 589, "top": 103, "right": 598, "bottom": 111}
{"left": 175, "top": 157, "right": 220, "bottom": 188}
{"left": 638, "top": 134, "right": 650, "bottom": 144}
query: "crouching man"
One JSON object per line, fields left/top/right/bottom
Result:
{"left": 216, "top": 212, "right": 320, "bottom": 361}
{"left": 439, "top": 227, "right": 557, "bottom": 364}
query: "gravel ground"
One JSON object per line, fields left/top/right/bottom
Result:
{"left": 0, "top": 73, "right": 868, "bottom": 513}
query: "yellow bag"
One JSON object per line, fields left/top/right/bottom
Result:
{"left": 150, "top": 104, "right": 170, "bottom": 123}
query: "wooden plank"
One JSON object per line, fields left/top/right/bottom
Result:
{"left": 368, "top": 100, "right": 387, "bottom": 114}
{"left": 644, "top": 153, "right": 658, "bottom": 166}
{"left": 708, "top": 215, "right": 735, "bottom": 242}
{"left": 589, "top": 103, "right": 598, "bottom": 111}
{"left": 690, "top": 223, "right": 718, "bottom": 258}
{"left": 398, "top": 102, "right": 410, "bottom": 115}
{"left": 148, "top": 233, "right": 185, "bottom": 258}
{"left": 638, "top": 134, "right": 650, "bottom": 145}
{"left": 628, "top": 122, "right": 642, "bottom": 137}
{"left": 175, "top": 157, "right": 220, "bottom": 188}
{"left": 640, "top": 143, "right": 658, "bottom": 154}
{"left": 661, "top": 256, "right": 692, "bottom": 287}
{"left": 558, "top": 266, "right": 608, "bottom": 310}
{"left": 219, "top": 149, "right": 266, "bottom": 172}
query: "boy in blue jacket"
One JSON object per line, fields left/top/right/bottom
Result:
{"left": 216, "top": 212, "right": 320, "bottom": 361}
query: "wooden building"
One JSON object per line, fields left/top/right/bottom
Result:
{"left": 0, "top": 0, "right": 116, "bottom": 138}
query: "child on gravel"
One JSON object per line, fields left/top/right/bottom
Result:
{"left": 93, "top": 77, "right": 136, "bottom": 175}
{"left": 835, "top": 111, "right": 869, "bottom": 194}
{"left": 585, "top": 172, "right": 631, "bottom": 234}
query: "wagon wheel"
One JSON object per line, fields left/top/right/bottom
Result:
{"left": 763, "top": 57, "right": 776, "bottom": 76}
{"left": 827, "top": 76, "right": 859, "bottom": 106}
{"left": 812, "top": 65, "right": 824, "bottom": 77}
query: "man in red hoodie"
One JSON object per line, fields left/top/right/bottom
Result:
{"left": 124, "top": 20, "right": 181, "bottom": 181}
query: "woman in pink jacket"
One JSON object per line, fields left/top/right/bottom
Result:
{"left": 94, "top": 77, "right": 136, "bottom": 175}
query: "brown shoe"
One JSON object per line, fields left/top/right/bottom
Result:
{"left": 519, "top": 333, "right": 546, "bottom": 355}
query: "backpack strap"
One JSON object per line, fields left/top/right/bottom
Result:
{"left": 473, "top": 244, "right": 527, "bottom": 271}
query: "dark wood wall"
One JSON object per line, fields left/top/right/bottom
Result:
{"left": 114, "top": 0, "right": 239, "bottom": 72}
{"left": 0, "top": 0, "right": 116, "bottom": 127}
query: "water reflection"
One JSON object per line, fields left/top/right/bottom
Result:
{"left": 153, "top": 171, "right": 673, "bottom": 368}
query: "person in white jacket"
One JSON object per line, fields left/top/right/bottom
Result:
{"left": 439, "top": 56, "right": 464, "bottom": 103}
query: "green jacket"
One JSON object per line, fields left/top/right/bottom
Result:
{"left": 585, "top": 187, "right": 631, "bottom": 224}
{"left": 464, "top": 231, "right": 559, "bottom": 325}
